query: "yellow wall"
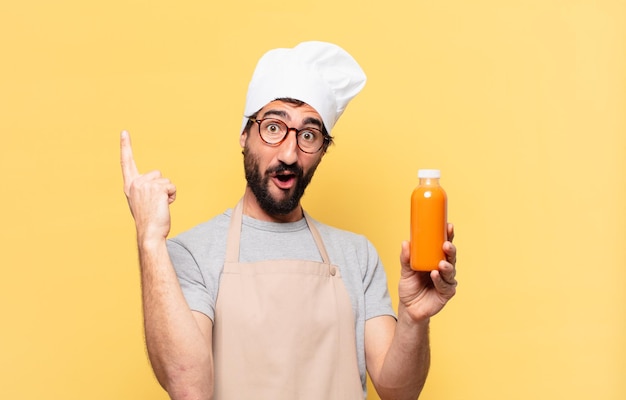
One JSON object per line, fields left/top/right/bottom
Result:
{"left": 1, "top": 1, "right": 624, "bottom": 399}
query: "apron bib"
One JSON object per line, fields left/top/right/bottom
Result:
{"left": 213, "top": 200, "right": 364, "bottom": 399}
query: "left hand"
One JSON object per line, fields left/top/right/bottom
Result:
{"left": 398, "top": 223, "right": 457, "bottom": 323}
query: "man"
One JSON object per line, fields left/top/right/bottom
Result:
{"left": 121, "top": 41, "right": 457, "bottom": 400}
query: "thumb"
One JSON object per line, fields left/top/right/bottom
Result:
{"left": 167, "top": 183, "right": 177, "bottom": 204}
{"left": 400, "top": 240, "right": 411, "bottom": 269}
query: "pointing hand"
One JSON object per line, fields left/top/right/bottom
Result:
{"left": 120, "top": 130, "right": 176, "bottom": 242}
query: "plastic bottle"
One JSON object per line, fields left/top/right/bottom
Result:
{"left": 410, "top": 169, "right": 448, "bottom": 271}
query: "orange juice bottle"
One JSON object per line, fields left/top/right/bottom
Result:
{"left": 410, "top": 169, "right": 448, "bottom": 271}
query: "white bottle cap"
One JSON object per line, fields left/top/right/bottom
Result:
{"left": 418, "top": 169, "right": 441, "bottom": 178}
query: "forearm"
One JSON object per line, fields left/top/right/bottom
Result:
{"left": 138, "top": 238, "right": 213, "bottom": 400}
{"left": 374, "top": 306, "right": 431, "bottom": 400}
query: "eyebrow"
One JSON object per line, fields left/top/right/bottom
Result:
{"left": 303, "top": 117, "right": 323, "bottom": 129}
{"left": 261, "top": 109, "right": 323, "bottom": 129}
{"left": 261, "top": 109, "right": 289, "bottom": 119}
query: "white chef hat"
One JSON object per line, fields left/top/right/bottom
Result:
{"left": 241, "top": 41, "right": 367, "bottom": 135}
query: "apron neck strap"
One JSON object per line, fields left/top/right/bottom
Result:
{"left": 225, "top": 199, "right": 331, "bottom": 264}
{"left": 303, "top": 210, "right": 331, "bottom": 264}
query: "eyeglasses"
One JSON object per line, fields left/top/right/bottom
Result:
{"left": 250, "top": 118, "right": 328, "bottom": 154}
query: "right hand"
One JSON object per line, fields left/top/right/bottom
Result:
{"left": 397, "top": 224, "right": 457, "bottom": 324}
{"left": 120, "top": 130, "right": 177, "bottom": 243}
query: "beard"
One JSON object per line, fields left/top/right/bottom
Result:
{"left": 243, "top": 147, "right": 319, "bottom": 216}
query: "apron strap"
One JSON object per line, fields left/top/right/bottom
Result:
{"left": 225, "top": 199, "right": 331, "bottom": 265}
{"left": 224, "top": 200, "right": 244, "bottom": 263}
{"left": 303, "top": 211, "right": 331, "bottom": 265}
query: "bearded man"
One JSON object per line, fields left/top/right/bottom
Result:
{"left": 121, "top": 41, "right": 458, "bottom": 400}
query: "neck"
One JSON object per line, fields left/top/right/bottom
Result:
{"left": 242, "top": 188, "right": 304, "bottom": 223}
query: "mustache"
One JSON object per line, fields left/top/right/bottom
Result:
{"left": 267, "top": 162, "right": 303, "bottom": 177}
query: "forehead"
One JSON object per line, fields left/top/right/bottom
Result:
{"left": 258, "top": 100, "right": 322, "bottom": 123}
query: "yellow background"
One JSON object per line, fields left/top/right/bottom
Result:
{"left": 1, "top": 0, "right": 624, "bottom": 399}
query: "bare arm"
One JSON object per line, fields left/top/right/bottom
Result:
{"left": 366, "top": 227, "right": 457, "bottom": 400}
{"left": 121, "top": 131, "right": 214, "bottom": 399}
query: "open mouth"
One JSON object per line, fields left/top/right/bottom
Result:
{"left": 276, "top": 173, "right": 294, "bottom": 182}
{"left": 272, "top": 171, "right": 297, "bottom": 189}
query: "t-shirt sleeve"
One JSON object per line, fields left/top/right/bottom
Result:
{"left": 363, "top": 239, "right": 396, "bottom": 321}
{"left": 167, "top": 238, "right": 216, "bottom": 321}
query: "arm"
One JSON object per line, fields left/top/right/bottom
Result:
{"left": 121, "top": 131, "right": 214, "bottom": 400}
{"left": 366, "top": 226, "right": 457, "bottom": 400}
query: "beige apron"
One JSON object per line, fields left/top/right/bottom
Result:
{"left": 213, "top": 200, "right": 364, "bottom": 399}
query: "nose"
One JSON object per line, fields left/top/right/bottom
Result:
{"left": 276, "top": 129, "right": 299, "bottom": 165}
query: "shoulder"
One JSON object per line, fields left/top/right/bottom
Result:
{"left": 308, "top": 216, "right": 379, "bottom": 262}
{"left": 310, "top": 216, "right": 368, "bottom": 242}
{"left": 168, "top": 209, "right": 232, "bottom": 252}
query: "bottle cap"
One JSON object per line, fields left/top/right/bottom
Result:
{"left": 418, "top": 169, "right": 441, "bottom": 178}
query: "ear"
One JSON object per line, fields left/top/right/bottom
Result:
{"left": 239, "top": 131, "right": 247, "bottom": 148}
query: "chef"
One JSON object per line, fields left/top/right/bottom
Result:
{"left": 121, "top": 41, "right": 458, "bottom": 400}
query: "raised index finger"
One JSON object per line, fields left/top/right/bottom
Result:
{"left": 120, "top": 130, "right": 139, "bottom": 185}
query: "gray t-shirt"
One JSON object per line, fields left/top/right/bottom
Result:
{"left": 167, "top": 208, "right": 396, "bottom": 393}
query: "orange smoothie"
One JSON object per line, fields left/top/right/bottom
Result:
{"left": 410, "top": 170, "right": 448, "bottom": 271}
